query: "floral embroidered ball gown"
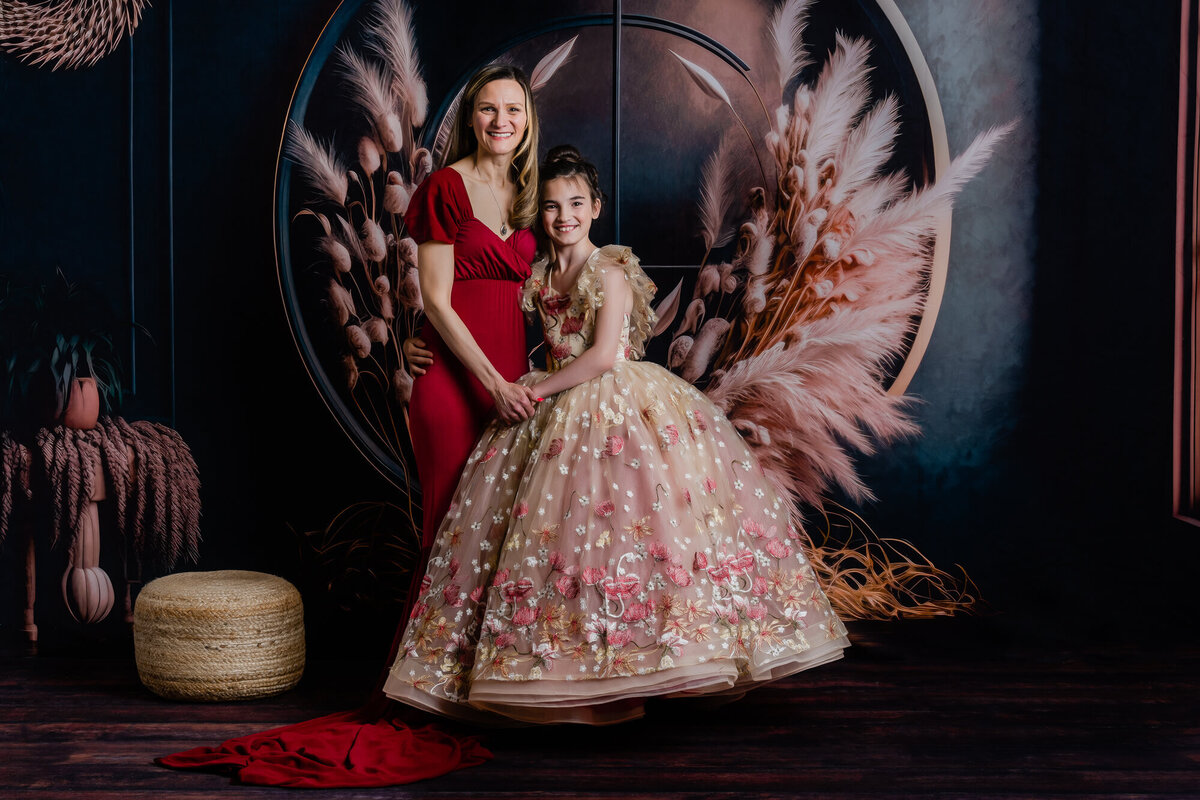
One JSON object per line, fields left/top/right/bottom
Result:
{"left": 384, "top": 245, "right": 849, "bottom": 724}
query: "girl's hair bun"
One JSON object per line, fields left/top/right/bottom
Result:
{"left": 544, "top": 144, "right": 583, "bottom": 165}
{"left": 540, "top": 144, "right": 603, "bottom": 202}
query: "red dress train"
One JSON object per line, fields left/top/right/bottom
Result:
{"left": 156, "top": 167, "right": 534, "bottom": 787}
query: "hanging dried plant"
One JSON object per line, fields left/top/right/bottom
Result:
{"left": 0, "top": 0, "right": 148, "bottom": 71}
{"left": 0, "top": 434, "right": 32, "bottom": 546}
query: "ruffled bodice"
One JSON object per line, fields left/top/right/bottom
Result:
{"left": 536, "top": 250, "right": 633, "bottom": 372}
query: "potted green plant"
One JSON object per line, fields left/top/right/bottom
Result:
{"left": 0, "top": 269, "right": 129, "bottom": 432}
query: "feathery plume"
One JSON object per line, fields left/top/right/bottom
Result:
{"left": 531, "top": 35, "right": 579, "bottom": 91}
{"left": 365, "top": 0, "right": 428, "bottom": 126}
{"left": 768, "top": 0, "right": 815, "bottom": 89}
{"left": 697, "top": 133, "right": 740, "bottom": 252}
{"left": 338, "top": 45, "right": 404, "bottom": 151}
{"left": 284, "top": 121, "right": 348, "bottom": 205}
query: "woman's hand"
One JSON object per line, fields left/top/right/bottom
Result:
{"left": 403, "top": 336, "right": 434, "bottom": 377}
{"left": 490, "top": 381, "right": 539, "bottom": 424}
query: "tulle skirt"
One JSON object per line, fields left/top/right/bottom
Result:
{"left": 383, "top": 360, "right": 849, "bottom": 724}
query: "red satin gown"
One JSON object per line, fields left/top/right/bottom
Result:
{"left": 155, "top": 168, "right": 533, "bottom": 788}
{"left": 405, "top": 167, "right": 535, "bottom": 552}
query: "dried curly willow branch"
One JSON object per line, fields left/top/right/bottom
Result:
{"left": 0, "top": 0, "right": 148, "bottom": 71}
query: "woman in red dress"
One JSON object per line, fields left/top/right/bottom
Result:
{"left": 157, "top": 66, "right": 544, "bottom": 788}
{"left": 405, "top": 65, "right": 542, "bottom": 556}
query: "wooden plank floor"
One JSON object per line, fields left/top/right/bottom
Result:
{"left": 1, "top": 619, "right": 1196, "bottom": 799}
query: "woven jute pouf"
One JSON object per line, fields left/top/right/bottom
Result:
{"left": 133, "top": 570, "right": 305, "bottom": 701}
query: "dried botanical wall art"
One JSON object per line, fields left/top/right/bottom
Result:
{"left": 277, "top": 0, "right": 1007, "bottom": 617}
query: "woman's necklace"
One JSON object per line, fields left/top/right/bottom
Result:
{"left": 473, "top": 161, "right": 510, "bottom": 236}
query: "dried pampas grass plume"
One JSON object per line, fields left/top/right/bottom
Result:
{"left": 0, "top": 0, "right": 147, "bottom": 71}
{"left": 285, "top": 122, "right": 348, "bottom": 205}
{"left": 365, "top": 0, "right": 427, "bottom": 127}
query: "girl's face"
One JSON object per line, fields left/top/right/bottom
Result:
{"left": 470, "top": 79, "right": 527, "bottom": 158}
{"left": 540, "top": 176, "right": 600, "bottom": 248}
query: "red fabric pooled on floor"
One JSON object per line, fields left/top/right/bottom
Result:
{"left": 156, "top": 704, "right": 490, "bottom": 788}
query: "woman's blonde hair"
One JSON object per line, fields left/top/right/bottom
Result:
{"left": 442, "top": 65, "right": 540, "bottom": 230}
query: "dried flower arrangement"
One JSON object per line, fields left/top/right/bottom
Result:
{"left": 0, "top": 0, "right": 147, "bottom": 71}
{"left": 654, "top": 0, "right": 1010, "bottom": 616}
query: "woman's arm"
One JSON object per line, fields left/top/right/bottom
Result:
{"left": 530, "top": 266, "right": 630, "bottom": 398}
{"left": 418, "top": 241, "right": 537, "bottom": 423}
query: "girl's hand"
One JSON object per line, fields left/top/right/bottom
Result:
{"left": 403, "top": 336, "right": 434, "bottom": 376}
{"left": 491, "top": 381, "right": 538, "bottom": 424}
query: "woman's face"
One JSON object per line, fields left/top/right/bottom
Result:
{"left": 541, "top": 176, "right": 600, "bottom": 249}
{"left": 469, "top": 79, "right": 527, "bottom": 159}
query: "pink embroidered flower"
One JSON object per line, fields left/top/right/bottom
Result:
{"left": 512, "top": 605, "right": 541, "bottom": 627}
{"left": 492, "top": 568, "right": 511, "bottom": 586}
{"left": 470, "top": 586, "right": 485, "bottom": 603}
{"left": 752, "top": 575, "right": 769, "bottom": 596}
{"left": 722, "top": 549, "right": 756, "bottom": 577}
{"left": 648, "top": 542, "right": 671, "bottom": 561}
{"left": 604, "top": 434, "right": 624, "bottom": 456}
{"left": 548, "top": 551, "right": 566, "bottom": 572}
{"left": 420, "top": 574, "right": 432, "bottom": 594}
{"left": 692, "top": 552, "right": 709, "bottom": 571}
{"left": 514, "top": 502, "right": 529, "bottom": 519}
{"left": 703, "top": 476, "right": 717, "bottom": 494}
{"left": 483, "top": 446, "right": 498, "bottom": 462}
{"left": 594, "top": 500, "right": 615, "bottom": 518}
{"left": 409, "top": 601, "right": 428, "bottom": 620}
{"left": 442, "top": 583, "right": 462, "bottom": 607}
{"left": 766, "top": 538, "right": 793, "bottom": 559}
{"left": 607, "top": 627, "right": 633, "bottom": 648}
{"left": 787, "top": 524, "right": 803, "bottom": 541}
{"left": 708, "top": 565, "right": 731, "bottom": 584}
{"left": 623, "top": 345, "right": 633, "bottom": 360}
{"left": 495, "top": 632, "right": 516, "bottom": 648}
{"left": 622, "top": 602, "right": 649, "bottom": 623}
{"left": 743, "top": 519, "right": 766, "bottom": 538}
{"left": 693, "top": 411, "right": 708, "bottom": 432}
{"left": 666, "top": 565, "right": 693, "bottom": 587}
{"left": 684, "top": 489, "right": 693, "bottom": 505}
{"left": 555, "top": 575, "right": 580, "bottom": 599}
{"left": 582, "top": 567, "right": 607, "bottom": 586}
{"left": 500, "top": 577, "right": 534, "bottom": 603}
{"left": 542, "top": 292, "right": 572, "bottom": 313}
{"left": 660, "top": 424, "right": 680, "bottom": 448}
{"left": 550, "top": 342, "right": 573, "bottom": 361}
{"left": 448, "top": 558, "right": 460, "bottom": 578}
{"left": 560, "top": 315, "right": 584, "bottom": 335}
{"left": 602, "top": 574, "right": 641, "bottom": 599}
{"left": 543, "top": 438, "right": 563, "bottom": 460}
{"left": 748, "top": 604, "right": 767, "bottom": 621}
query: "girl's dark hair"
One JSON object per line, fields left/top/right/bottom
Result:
{"left": 540, "top": 145, "right": 604, "bottom": 203}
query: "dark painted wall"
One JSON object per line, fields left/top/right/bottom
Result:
{"left": 1, "top": 0, "right": 1194, "bottom": 653}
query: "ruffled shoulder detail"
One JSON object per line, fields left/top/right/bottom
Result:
{"left": 520, "top": 252, "right": 552, "bottom": 314}
{"left": 578, "top": 245, "right": 658, "bottom": 359}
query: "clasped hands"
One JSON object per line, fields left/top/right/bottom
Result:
{"left": 403, "top": 336, "right": 540, "bottom": 424}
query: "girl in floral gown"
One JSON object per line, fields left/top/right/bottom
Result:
{"left": 383, "top": 146, "right": 849, "bottom": 725}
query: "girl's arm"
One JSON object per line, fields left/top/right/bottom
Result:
{"left": 530, "top": 266, "right": 630, "bottom": 398}
{"left": 418, "top": 241, "right": 537, "bottom": 423}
